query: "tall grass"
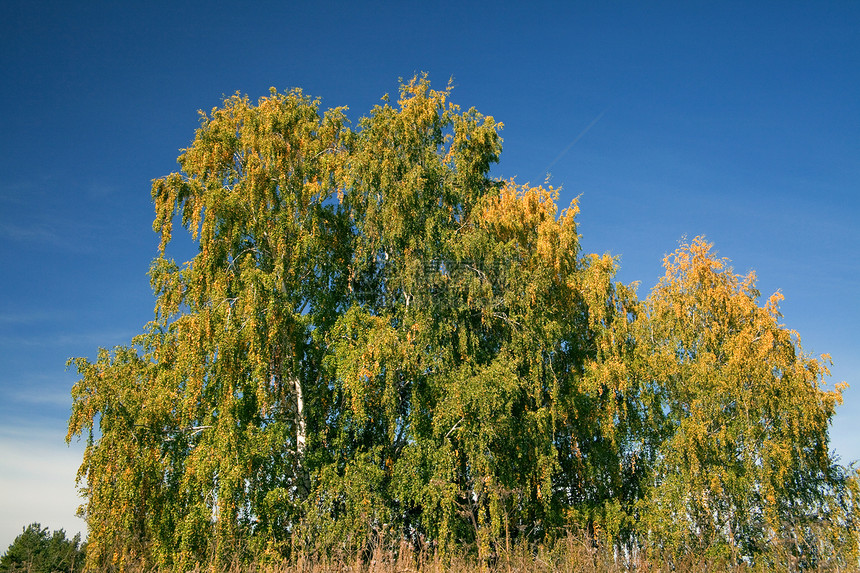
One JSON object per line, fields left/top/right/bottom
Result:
{"left": 94, "top": 528, "right": 860, "bottom": 573}
{"left": 136, "top": 533, "right": 822, "bottom": 573}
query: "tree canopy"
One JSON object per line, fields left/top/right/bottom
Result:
{"left": 67, "top": 76, "right": 858, "bottom": 571}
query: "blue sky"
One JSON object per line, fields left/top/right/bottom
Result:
{"left": 1, "top": 0, "right": 857, "bottom": 549}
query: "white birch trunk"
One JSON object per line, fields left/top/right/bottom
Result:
{"left": 292, "top": 373, "right": 307, "bottom": 455}
{"left": 288, "top": 373, "right": 310, "bottom": 496}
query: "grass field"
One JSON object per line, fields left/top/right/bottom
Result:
{"left": 160, "top": 533, "right": 852, "bottom": 573}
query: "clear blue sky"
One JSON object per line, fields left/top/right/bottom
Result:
{"left": 1, "top": 0, "right": 857, "bottom": 549}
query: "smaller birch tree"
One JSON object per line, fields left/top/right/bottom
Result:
{"left": 635, "top": 237, "right": 856, "bottom": 567}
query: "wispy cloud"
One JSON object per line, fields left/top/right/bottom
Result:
{"left": 9, "top": 384, "right": 76, "bottom": 409}
{"left": 0, "top": 423, "right": 87, "bottom": 549}
{"left": 0, "top": 327, "right": 140, "bottom": 350}
{"left": 0, "top": 221, "right": 98, "bottom": 254}
{"left": 0, "top": 177, "right": 56, "bottom": 205}
{"left": 0, "top": 222, "right": 66, "bottom": 245}
{"left": 0, "top": 176, "right": 136, "bottom": 254}
{"left": 0, "top": 310, "right": 74, "bottom": 326}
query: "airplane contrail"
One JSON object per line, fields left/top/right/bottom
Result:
{"left": 541, "top": 109, "right": 607, "bottom": 181}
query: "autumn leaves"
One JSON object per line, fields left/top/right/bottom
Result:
{"left": 67, "top": 77, "right": 856, "bottom": 570}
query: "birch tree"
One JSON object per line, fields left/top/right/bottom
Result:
{"left": 634, "top": 237, "right": 855, "bottom": 566}
{"left": 70, "top": 87, "right": 351, "bottom": 568}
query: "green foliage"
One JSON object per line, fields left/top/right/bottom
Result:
{"left": 1, "top": 523, "right": 85, "bottom": 573}
{"left": 67, "top": 77, "right": 858, "bottom": 571}
{"left": 630, "top": 238, "right": 858, "bottom": 567}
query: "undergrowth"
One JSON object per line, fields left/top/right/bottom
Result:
{"left": 105, "top": 532, "right": 858, "bottom": 573}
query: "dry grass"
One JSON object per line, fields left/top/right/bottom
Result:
{"left": 108, "top": 531, "right": 859, "bottom": 573}
{"left": 174, "top": 535, "right": 758, "bottom": 573}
